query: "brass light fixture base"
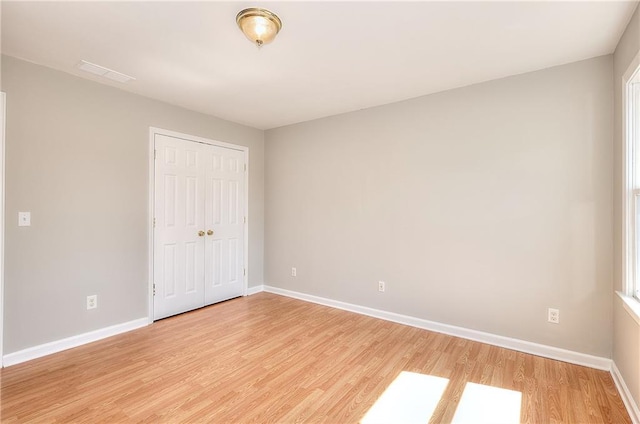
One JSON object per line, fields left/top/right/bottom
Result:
{"left": 236, "top": 7, "right": 282, "bottom": 47}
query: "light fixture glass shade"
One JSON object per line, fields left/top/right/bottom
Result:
{"left": 236, "top": 8, "right": 282, "bottom": 47}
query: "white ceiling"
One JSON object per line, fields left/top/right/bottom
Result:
{"left": 1, "top": 1, "right": 638, "bottom": 130}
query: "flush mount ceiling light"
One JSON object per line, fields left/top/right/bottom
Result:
{"left": 236, "top": 7, "right": 282, "bottom": 48}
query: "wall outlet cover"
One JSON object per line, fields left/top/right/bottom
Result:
{"left": 87, "top": 295, "right": 97, "bottom": 310}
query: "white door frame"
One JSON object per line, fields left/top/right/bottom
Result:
{"left": 0, "top": 92, "right": 6, "bottom": 366}
{"left": 147, "top": 127, "right": 249, "bottom": 323}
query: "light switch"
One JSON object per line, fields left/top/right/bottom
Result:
{"left": 18, "top": 212, "right": 31, "bottom": 227}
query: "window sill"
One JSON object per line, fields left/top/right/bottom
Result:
{"left": 617, "top": 291, "right": 640, "bottom": 326}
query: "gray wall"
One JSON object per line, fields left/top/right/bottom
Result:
{"left": 265, "top": 56, "right": 613, "bottom": 357}
{"left": 613, "top": 4, "right": 640, "bottom": 410}
{"left": 0, "top": 29, "right": 629, "bottom": 373}
{"left": 1, "top": 55, "right": 264, "bottom": 354}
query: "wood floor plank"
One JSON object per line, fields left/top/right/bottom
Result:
{"left": 0, "top": 293, "right": 632, "bottom": 423}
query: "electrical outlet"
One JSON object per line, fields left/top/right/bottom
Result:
{"left": 548, "top": 308, "right": 559, "bottom": 324}
{"left": 291, "top": 267, "right": 297, "bottom": 277}
{"left": 378, "top": 281, "right": 385, "bottom": 292}
{"left": 87, "top": 295, "right": 97, "bottom": 310}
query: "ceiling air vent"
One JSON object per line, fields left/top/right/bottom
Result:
{"left": 77, "top": 60, "right": 135, "bottom": 83}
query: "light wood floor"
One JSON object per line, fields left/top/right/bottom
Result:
{"left": 0, "top": 293, "right": 631, "bottom": 423}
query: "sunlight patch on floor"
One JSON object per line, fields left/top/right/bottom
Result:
{"left": 451, "top": 382, "right": 522, "bottom": 424}
{"left": 360, "top": 371, "right": 449, "bottom": 424}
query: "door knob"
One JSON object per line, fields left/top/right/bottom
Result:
{"left": 198, "top": 230, "right": 205, "bottom": 237}
{"left": 207, "top": 230, "right": 214, "bottom": 236}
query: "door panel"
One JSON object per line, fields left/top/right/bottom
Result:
{"left": 154, "top": 135, "right": 206, "bottom": 320}
{"left": 204, "top": 147, "right": 245, "bottom": 304}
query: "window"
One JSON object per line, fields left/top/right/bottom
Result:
{"left": 624, "top": 60, "right": 640, "bottom": 301}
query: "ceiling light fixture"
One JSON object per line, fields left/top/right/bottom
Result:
{"left": 236, "top": 8, "right": 282, "bottom": 48}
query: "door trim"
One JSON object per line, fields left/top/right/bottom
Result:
{"left": 147, "top": 127, "right": 249, "bottom": 323}
{"left": 0, "top": 92, "right": 6, "bottom": 366}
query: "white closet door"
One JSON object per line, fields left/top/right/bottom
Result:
{"left": 204, "top": 147, "right": 246, "bottom": 304}
{"left": 154, "top": 135, "right": 206, "bottom": 320}
{"left": 153, "top": 133, "right": 246, "bottom": 320}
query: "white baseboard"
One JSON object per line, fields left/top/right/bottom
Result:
{"left": 246, "top": 284, "right": 264, "bottom": 296}
{"left": 262, "top": 285, "right": 612, "bottom": 371}
{"left": 612, "top": 361, "right": 640, "bottom": 424}
{"left": 3, "top": 318, "right": 148, "bottom": 367}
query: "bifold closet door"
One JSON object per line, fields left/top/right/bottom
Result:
{"left": 154, "top": 135, "right": 206, "bottom": 320}
{"left": 203, "top": 146, "right": 246, "bottom": 304}
{"left": 154, "top": 134, "right": 246, "bottom": 320}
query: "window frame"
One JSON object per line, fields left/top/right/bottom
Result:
{"left": 623, "top": 54, "right": 640, "bottom": 302}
